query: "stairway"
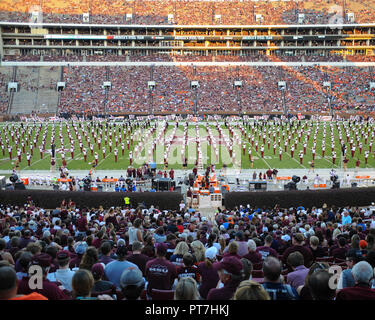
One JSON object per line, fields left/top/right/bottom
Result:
{"left": 10, "top": 66, "right": 59, "bottom": 114}
{"left": 35, "top": 67, "right": 60, "bottom": 114}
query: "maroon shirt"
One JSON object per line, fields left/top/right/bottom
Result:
{"left": 207, "top": 279, "right": 242, "bottom": 300}
{"left": 17, "top": 277, "right": 69, "bottom": 300}
{"left": 243, "top": 251, "right": 263, "bottom": 265}
{"left": 126, "top": 253, "right": 152, "bottom": 276}
{"left": 282, "top": 245, "right": 313, "bottom": 268}
{"left": 76, "top": 217, "right": 87, "bottom": 232}
{"left": 331, "top": 247, "right": 348, "bottom": 260}
{"left": 177, "top": 265, "right": 200, "bottom": 282}
{"left": 145, "top": 257, "right": 178, "bottom": 295}
{"left": 256, "top": 246, "right": 278, "bottom": 260}
{"left": 336, "top": 284, "right": 375, "bottom": 300}
{"left": 197, "top": 262, "right": 220, "bottom": 300}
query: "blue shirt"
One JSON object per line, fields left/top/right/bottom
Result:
{"left": 342, "top": 215, "right": 352, "bottom": 225}
{"left": 104, "top": 260, "right": 139, "bottom": 289}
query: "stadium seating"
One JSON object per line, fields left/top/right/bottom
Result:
{"left": 0, "top": 0, "right": 375, "bottom": 25}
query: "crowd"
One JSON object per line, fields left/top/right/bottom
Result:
{"left": 52, "top": 64, "right": 375, "bottom": 115}
{"left": 59, "top": 66, "right": 107, "bottom": 114}
{"left": 1, "top": 0, "right": 375, "bottom": 25}
{"left": 0, "top": 69, "right": 11, "bottom": 113}
{"left": 0, "top": 196, "right": 375, "bottom": 300}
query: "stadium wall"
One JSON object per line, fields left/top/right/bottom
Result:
{"left": 0, "top": 190, "right": 183, "bottom": 210}
{"left": 224, "top": 187, "right": 375, "bottom": 210}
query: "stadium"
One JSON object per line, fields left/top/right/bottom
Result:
{"left": 0, "top": 0, "right": 375, "bottom": 303}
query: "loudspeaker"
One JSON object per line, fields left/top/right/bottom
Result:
{"left": 53, "top": 184, "right": 59, "bottom": 191}
{"left": 97, "top": 185, "right": 103, "bottom": 192}
{"left": 14, "top": 182, "right": 26, "bottom": 190}
{"left": 292, "top": 175, "right": 301, "bottom": 184}
{"left": 351, "top": 182, "right": 358, "bottom": 188}
{"left": 10, "top": 174, "right": 18, "bottom": 183}
{"left": 84, "top": 184, "right": 91, "bottom": 191}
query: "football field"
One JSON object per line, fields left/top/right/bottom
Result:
{"left": 0, "top": 119, "right": 374, "bottom": 171}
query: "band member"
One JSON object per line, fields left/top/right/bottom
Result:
{"left": 83, "top": 148, "right": 87, "bottom": 162}
{"left": 114, "top": 148, "right": 118, "bottom": 163}
{"left": 27, "top": 152, "right": 31, "bottom": 166}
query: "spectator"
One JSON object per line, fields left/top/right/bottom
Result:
{"left": 170, "top": 241, "right": 190, "bottom": 267}
{"left": 308, "top": 269, "right": 336, "bottom": 300}
{"left": 332, "top": 237, "right": 349, "bottom": 261}
{"left": 262, "top": 256, "right": 299, "bottom": 300}
{"left": 177, "top": 253, "right": 200, "bottom": 283}
{"left": 337, "top": 248, "right": 364, "bottom": 290}
{"left": 308, "top": 236, "right": 325, "bottom": 260}
{"left": 243, "top": 239, "right": 262, "bottom": 265}
{"left": 128, "top": 218, "right": 144, "bottom": 245}
{"left": 92, "top": 263, "right": 116, "bottom": 294}
{"left": 105, "top": 245, "right": 139, "bottom": 289}
{"left": 297, "top": 262, "right": 330, "bottom": 300}
{"left": 47, "top": 250, "right": 75, "bottom": 292}
{"left": 233, "top": 280, "right": 271, "bottom": 300}
{"left": 79, "top": 246, "right": 99, "bottom": 271}
{"left": 0, "top": 239, "right": 15, "bottom": 265}
{"left": 286, "top": 252, "right": 309, "bottom": 289}
{"left": 126, "top": 241, "right": 151, "bottom": 275}
{"left": 16, "top": 251, "right": 33, "bottom": 280}
{"left": 70, "top": 241, "right": 88, "bottom": 269}
{"left": 197, "top": 246, "right": 220, "bottom": 299}
{"left": 0, "top": 266, "right": 47, "bottom": 300}
{"left": 207, "top": 256, "right": 243, "bottom": 300}
{"left": 119, "top": 267, "right": 145, "bottom": 300}
{"left": 256, "top": 235, "right": 278, "bottom": 260}
{"left": 282, "top": 233, "right": 313, "bottom": 268}
{"left": 174, "top": 277, "right": 200, "bottom": 300}
{"left": 71, "top": 269, "right": 96, "bottom": 300}
{"left": 98, "top": 241, "right": 114, "bottom": 265}
{"left": 336, "top": 261, "right": 375, "bottom": 300}
{"left": 190, "top": 240, "right": 206, "bottom": 264}
{"left": 145, "top": 242, "right": 178, "bottom": 296}
{"left": 17, "top": 253, "right": 68, "bottom": 300}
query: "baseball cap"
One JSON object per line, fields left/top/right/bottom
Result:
{"left": 155, "top": 242, "right": 168, "bottom": 255}
{"left": 215, "top": 256, "right": 243, "bottom": 276}
{"left": 56, "top": 250, "right": 70, "bottom": 260}
{"left": 120, "top": 267, "right": 144, "bottom": 288}
{"left": 91, "top": 263, "right": 105, "bottom": 279}
{"left": 75, "top": 242, "right": 88, "bottom": 255}
{"left": 31, "top": 253, "right": 52, "bottom": 268}
{"left": 359, "top": 240, "right": 368, "bottom": 249}
{"left": 205, "top": 247, "right": 218, "bottom": 260}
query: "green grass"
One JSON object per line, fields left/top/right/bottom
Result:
{"left": 0, "top": 120, "right": 374, "bottom": 171}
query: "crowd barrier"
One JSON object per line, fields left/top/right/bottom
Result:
{"left": 0, "top": 189, "right": 183, "bottom": 210}
{"left": 224, "top": 187, "right": 375, "bottom": 209}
